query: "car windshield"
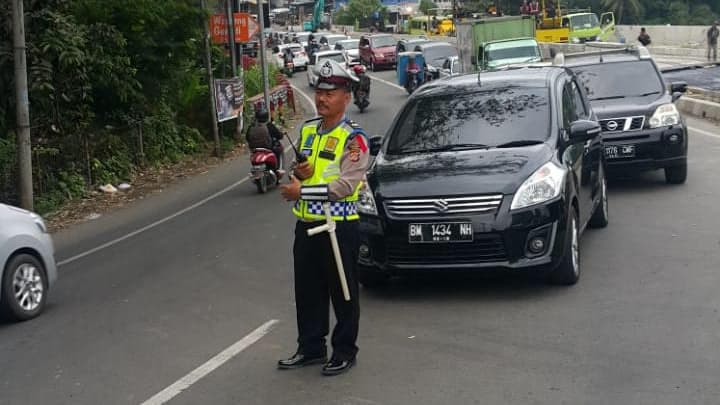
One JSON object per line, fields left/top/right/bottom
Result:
{"left": 569, "top": 14, "right": 599, "bottom": 30}
{"left": 486, "top": 46, "right": 540, "bottom": 62}
{"left": 316, "top": 54, "right": 346, "bottom": 64}
{"left": 337, "top": 40, "right": 359, "bottom": 50}
{"left": 325, "top": 36, "right": 345, "bottom": 45}
{"left": 573, "top": 60, "right": 664, "bottom": 101}
{"left": 423, "top": 45, "right": 458, "bottom": 65}
{"left": 387, "top": 87, "right": 550, "bottom": 154}
{"left": 371, "top": 36, "right": 396, "bottom": 47}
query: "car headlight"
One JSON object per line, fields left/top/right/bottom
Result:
{"left": 571, "top": 37, "right": 581, "bottom": 44}
{"left": 649, "top": 103, "right": 680, "bottom": 128}
{"left": 511, "top": 162, "right": 567, "bottom": 210}
{"left": 358, "top": 184, "right": 378, "bottom": 215}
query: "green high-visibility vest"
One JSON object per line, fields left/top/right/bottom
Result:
{"left": 292, "top": 119, "right": 363, "bottom": 221}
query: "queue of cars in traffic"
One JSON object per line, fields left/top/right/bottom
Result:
{"left": 2, "top": 31, "right": 692, "bottom": 323}
{"left": 337, "top": 37, "right": 690, "bottom": 288}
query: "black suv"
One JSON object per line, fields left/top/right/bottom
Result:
{"left": 556, "top": 46, "right": 688, "bottom": 184}
{"left": 358, "top": 67, "right": 608, "bottom": 286}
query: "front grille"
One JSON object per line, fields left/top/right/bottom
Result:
{"left": 385, "top": 233, "right": 508, "bottom": 264}
{"left": 600, "top": 116, "right": 645, "bottom": 133}
{"left": 384, "top": 195, "right": 504, "bottom": 217}
{"left": 628, "top": 116, "right": 644, "bottom": 130}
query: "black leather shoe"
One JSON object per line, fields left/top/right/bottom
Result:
{"left": 277, "top": 353, "right": 327, "bottom": 370}
{"left": 321, "top": 357, "right": 355, "bottom": 376}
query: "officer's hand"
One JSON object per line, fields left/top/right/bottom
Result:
{"left": 280, "top": 175, "right": 301, "bottom": 201}
{"left": 293, "top": 161, "right": 314, "bottom": 180}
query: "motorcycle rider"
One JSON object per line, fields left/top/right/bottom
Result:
{"left": 246, "top": 109, "right": 285, "bottom": 173}
{"left": 282, "top": 46, "right": 295, "bottom": 73}
{"left": 351, "top": 65, "right": 371, "bottom": 99}
{"left": 307, "top": 34, "right": 321, "bottom": 61}
{"left": 405, "top": 54, "right": 422, "bottom": 91}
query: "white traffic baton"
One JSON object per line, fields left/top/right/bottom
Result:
{"left": 306, "top": 202, "right": 351, "bottom": 301}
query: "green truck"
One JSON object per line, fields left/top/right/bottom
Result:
{"left": 456, "top": 15, "right": 542, "bottom": 73}
{"left": 563, "top": 11, "right": 616, "bottom": 43}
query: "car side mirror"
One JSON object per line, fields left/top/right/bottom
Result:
{"left": 670, "top": 81, "right": 687, "bottom": 93}
{"left": 369, "top": 135, "right": 383, "bottom": 156}
{"left": 273, "top": 46, "right": 279, "bottom": 53}
{"left": 569, "top": 120, "right": 601, "bottom": 143}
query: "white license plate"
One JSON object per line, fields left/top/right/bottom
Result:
{"left": 605, "top": 145, "right": 635, "bottom": 159}
{"left": 409, "top": 223, "right": 473, "bottom": 244}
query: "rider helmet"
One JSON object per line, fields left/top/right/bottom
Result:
{"left": 352, "top": 65, "right": 366, "bottom": 75}
{"left": 255, "top": 108, "right": 269, "bottom": 123}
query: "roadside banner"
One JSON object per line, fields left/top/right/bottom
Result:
{"left": 214, "top": 77, "right": 244, "bottom": 123}
{"left": 211, "top": 13, "right": 260, "bottom": 44}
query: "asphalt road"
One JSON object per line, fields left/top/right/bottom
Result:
{"left": 2, "top": 66, "right": 720, "bottom": 405}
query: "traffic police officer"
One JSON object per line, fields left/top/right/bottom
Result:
{"left": 279, "top": 59, "right": 369, "bottom": 376}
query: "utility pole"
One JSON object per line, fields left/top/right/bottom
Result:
{"left": 202, "top": 0, "right": 222, "bottom": 156}
{"left": 12, "top": 0, "right": 33, "bottom": 210}
{"left": 257, "top": 0, "right": 271, "bottom": 110}
{"left": 226, "top": 0, "right": 238, "bottom": 76}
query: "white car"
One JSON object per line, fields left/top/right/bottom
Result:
{"left": 334, "top": 39, "right": 360, "bottom": 65}
{"left": 0, "top": 203, "right": 57, "bottom": 321}
{"left": 307, "top": 50, "right": 349, "bottom": 87}
{"left": 319, "top": 34, "right": 350, "bottom": 49}
{"left": 273, "top": 43, "right": 310, "bottom": 71}
{"left": 293, "top": 31, "right": 313, "bottom": 49}
{"left": 439, "top": 55, "right": 461, "bottom": 78}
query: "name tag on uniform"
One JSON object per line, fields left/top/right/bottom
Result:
{"left": 303, "top": 134, "right": 315, "bottom": 148}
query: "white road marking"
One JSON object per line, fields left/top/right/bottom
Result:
{"left": 140, "top": 319, "right": 279, "bottom": 405}
{"left": 367, "top": 73, "right": 406, "bottom": 91}
{"left": 688, "top": 125, "right": 720, "bottom": 139}
{"left": 59, "top": 123, "right": 304, "bottom": 267}
{"left": 57, "top": 176, "right": 251, "bottom": 266}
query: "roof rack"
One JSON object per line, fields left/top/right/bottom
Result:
{"left": 552, "top": 44, "right": 651, "bottom": 66}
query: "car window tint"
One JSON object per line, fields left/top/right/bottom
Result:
{"left": 573, "top": 60, "right": 663, "bottom": 101}
{"left": 387, "top": 87, "right": 550, "bottom": 153}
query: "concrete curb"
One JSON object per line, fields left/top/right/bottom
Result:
{"left": 677, "top": 96, "right": 720, "bottom": 122}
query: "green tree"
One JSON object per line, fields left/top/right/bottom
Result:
{"left": 345, "top": 0, "right": 383, "bottom": 21}
{"left": 601, "top": 0, "right": 642, "bottom": 23}
{"left": 419, "top": 0, "right": 438, "bottom": 14}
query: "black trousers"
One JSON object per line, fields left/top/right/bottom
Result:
{"left": 293, "top": 220, "right": 360, "bottom": 361}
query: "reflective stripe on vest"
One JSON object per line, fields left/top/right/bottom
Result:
{"left": 292, "top": 119, "right": 361, "bottom": 221}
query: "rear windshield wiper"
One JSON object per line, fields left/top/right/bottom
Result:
{"left": 590, "top": 95, "right": 626, "bottom": 101}
{"left": 495, "top": 140, "right": 545, "bottom": 148}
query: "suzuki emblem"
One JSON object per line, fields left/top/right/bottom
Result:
{"left": 433, "top": 199, "right": 450, "bottom": 212}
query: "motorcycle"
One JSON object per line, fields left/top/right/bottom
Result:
{"left": 354, "top": 89, "right": 370, "bottom": 113}
{"left": 405, "top": 68, "right": 421, "bottom": 94}
{"left": 396, "top": 51, "right": 425, "bottom": 95}
{"left": 249, "top": 145, "right": 285, "bottom": 194}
